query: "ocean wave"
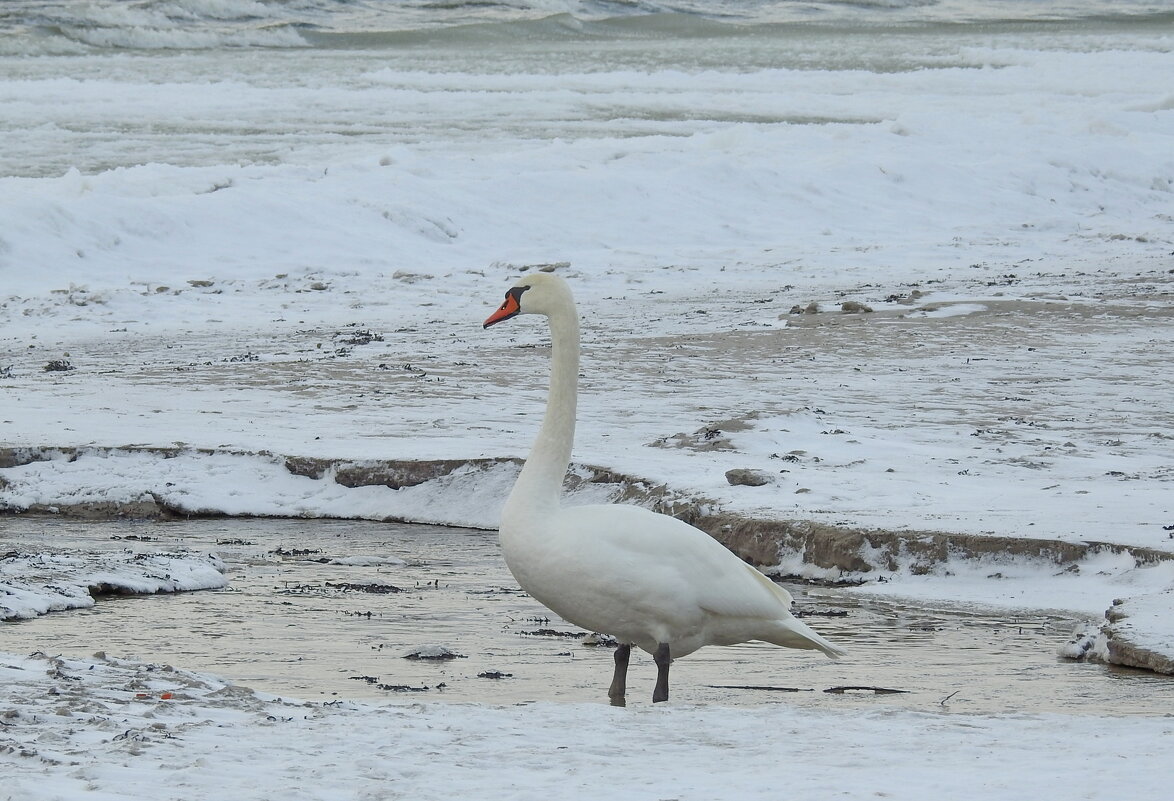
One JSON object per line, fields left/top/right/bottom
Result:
{"left": 298, "top": 11, "right": 755, "bottom": 49}
{"left": 0, "top": 0, "right": 312, "bottom": 53}
{"left": 2, "top": 0, "right": 1171, "bottom": 53}
{"left": 303, "top": 7, "right": 1174, "bottom": 52}
{"left": 46, "top": 22, "right": 308, "bottom": 51}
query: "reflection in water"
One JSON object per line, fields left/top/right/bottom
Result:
{"left": 2, "top": 517, "right": 1168, "bottom": 712}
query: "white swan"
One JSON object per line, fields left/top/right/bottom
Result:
{"left": 483, "top": 273, "right": 844, "bottom": 704}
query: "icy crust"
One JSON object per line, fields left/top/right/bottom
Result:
{"left": 0, "top": 447, "right": 467, "bottom": 523}
{"left": 0, "top": 550, "right": 226, "bottom": 621}
{"left": 1060, "top": 593, "right": 1174, "bottom": 675}
{"left": 0, "top": 448, "right": 562, "bottom": 529}
{"left": 2, "top": 445, "right": 1169, "bottom": 573}
{"left": 1, "top": 650, "right": 1172, "bottom": 801}
{"left": 1101, "top": 592, "right": 1174, "bottom": 674}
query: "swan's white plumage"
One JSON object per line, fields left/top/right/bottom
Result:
{"left": 484, "top": 273, "right": 844, "bottom": 696}
{"left": 501, "top": 502, "right": 843, "bottom": 659}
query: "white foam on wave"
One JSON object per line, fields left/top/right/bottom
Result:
{"left": 0, "top": 0, "right": 310, "bottom": 52}
{"left": 56, "top": 22, "right": 308, "bottom": 50}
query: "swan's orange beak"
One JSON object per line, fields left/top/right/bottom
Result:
{"left": 484, "top": 287, "right": 524, "bottom": 328}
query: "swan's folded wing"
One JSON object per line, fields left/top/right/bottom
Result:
{"left": 565, "top": 503, "right": 794, "bottom": 620}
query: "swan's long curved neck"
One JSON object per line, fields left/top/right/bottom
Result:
{"left": 505, "top": 302, "right": 579, "bottom": 520}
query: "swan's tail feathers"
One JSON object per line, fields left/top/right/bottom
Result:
{"left": 768, "top": 617, "right": 847, "bottom": 660}
{"left": 745, "top": 565, "right": 847, "bottom": 658}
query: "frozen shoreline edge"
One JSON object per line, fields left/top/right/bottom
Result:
{"left": 4, "top": 444, "right": 1172, "bottom": 571}
{"left": 0, "top": 549, "right": 228, "bottom": 622}
{"left": 2, "top": 444, "right": 1171, "bottom": 675}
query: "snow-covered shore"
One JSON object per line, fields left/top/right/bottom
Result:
{"left": 1, "top": 254, "right": 1171, "bottom": 671}
{"left": 1, "top": 649, "right": 1171, "bottom": 801}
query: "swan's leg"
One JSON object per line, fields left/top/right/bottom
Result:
{"left": 608, "top": 643, "right": 631, "bottom": 706}
{"left": 652, "top": 642, "right": 671, "bottom": 703}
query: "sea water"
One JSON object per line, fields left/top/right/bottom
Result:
{"left": 0, "top": 0, "right": 1169, "bottom": 301}
{"left": 1, "top": 0, "right": 1172, "bottom": 179}
{"left": 0, "top": 0, "right": 1167, "bottom": 318}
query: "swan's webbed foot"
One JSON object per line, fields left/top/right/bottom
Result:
{"left": 652, "top": 642, "right": 670, "bottom": 703}
{"left": 609, "top": 643, "right": 631, "bottom": 707}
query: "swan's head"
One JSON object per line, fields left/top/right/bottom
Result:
{"left": 483, "top": 272, "right": 573, "bottom": 328}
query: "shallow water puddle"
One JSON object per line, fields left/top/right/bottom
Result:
{"left": 2, "top": 517, "right": 1166, "bottom": 713}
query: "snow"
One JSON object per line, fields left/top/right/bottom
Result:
{"left": 1, "top": 650, "right": 1172, "bottom": 801}
{"left": 902, "top": 302, "right": 988, "bottom": 319}
{"left": 1, "top": 6, "right": 1173, "bottom": 796}
{"left": 0, "top": 551, "right": 226, "bottom": 621}
{"left": 1109, "top": 592, "right": 1174, "bottom": 657}
{"left": 0, "top": 449, "right": 518, "bottom": 527}
{"left": 823, "top": 552, "right": 1174, "bottom": 619}
{"left": 327, "top": 555, "right": 407, "bottom": 567}
{"left": 403, "top": 644, "right": 465, "bottom": 660}
{"left": 1102, "top": 590, "right": 1174, "bottom": 672}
